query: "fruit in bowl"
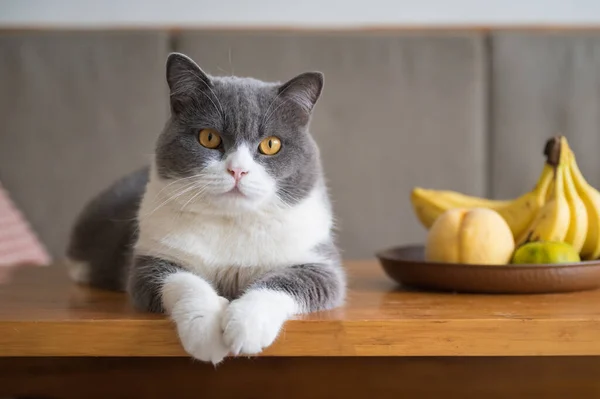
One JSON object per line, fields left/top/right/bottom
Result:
{"left": 425, "top": 208, "right": 515, "bottom": 265}
{"left": 511, "top": 241, "right": 580, "bottom": 264}
{"left": 411, "top": 135, "right": 600, "bottom": 264}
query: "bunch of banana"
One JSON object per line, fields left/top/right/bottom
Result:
{"left": 561, "top": 147, "right": 587, "bottom": 253}
{"left": 411, "top": 136, "right": 600, "bottom": 260}
{"left": 411, "top": 164, "right": 553, "bottom": 239}
{"left": 568, "top": 144, "right": 600, "bottom": 260}
{"left": 515, "top": 137, "right": 571, "bottom": 247}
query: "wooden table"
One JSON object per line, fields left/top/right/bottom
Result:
{"left": 1, "top": 260, "right": 600, "bottom": 398}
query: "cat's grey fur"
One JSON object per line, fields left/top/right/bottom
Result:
{"left": 66, "top": 52, "right": 345, "bottom": 362}
{"left": 157, "top": 57, "right": 322, "bottom": 206}
{"left": 67, "top": 166, "right": 148, "bottom": 290}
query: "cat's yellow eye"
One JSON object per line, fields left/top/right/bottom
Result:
{"left": 198, "top": 129, "right": 222, "bottom": 149}
{"left": 259, "top": 136, "right": 282, "bottom": 155}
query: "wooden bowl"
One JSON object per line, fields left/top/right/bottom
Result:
{"left": 376, "top": 245, "right": 600, "bottom": 294}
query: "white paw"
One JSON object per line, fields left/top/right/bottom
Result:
{"left": 171, "top": 295, "right": 230, "bottom": 364}
{"left": 161, "top": 271, "right": 230, "bottom": 364}
{"left": 222, "top": 289, "right": 298, "bottom": 356}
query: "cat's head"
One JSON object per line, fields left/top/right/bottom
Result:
{"left": 153, "top": 52, "right": 324, "bottom": 214}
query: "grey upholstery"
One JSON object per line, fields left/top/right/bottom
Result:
{"left": 491, "top": 32, "right": 600, "bottom": 199}
{"left": 176, "top": 32, "right": 488, "bottom": 258}
{"left": 0, "top": 31, "right": 170, "bottom": 257}
{"left": 1, "top": 29, "right": 599, "bottom": 260}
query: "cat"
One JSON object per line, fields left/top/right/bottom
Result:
{"left": 65, "top": 52, "right": 346, "bottom": 364}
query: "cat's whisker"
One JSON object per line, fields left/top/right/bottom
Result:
{"left": 178, "top": 181, "right": 214, "bottom": 211}
{"left": 178, "top": 190, "right": 205, "bottom": 212}
{"left": 129, "top": 181, "right": 196, "bottom": 235}
{"left": 138, "top": 180, "right": 205, "bottom": 219}
{"left": 151, "top": 174, "right": 206, "bottom": 203}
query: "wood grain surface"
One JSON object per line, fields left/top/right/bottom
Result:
{"left": 1, "top": 260, "right": 600, "bottom": 357}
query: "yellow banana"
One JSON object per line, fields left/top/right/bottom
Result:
{"left": 568, "top": 147, "right": 600, "bottom": 260}
{"left": 411, "top": 164, "right": 553, "bottom": 239}
{"left": 493, "top": 164, "right": 553, "bottom": 239}
{"left": 516, "top": 137, "right": 570, "bottom": 245}
{"left": 410, "top": 188, "right": 509, "bottom": 228}
{"left": 561, "top": 141, "right": 588, "bottom": 254}
{"left": 411, "top": 188, "right": 511, "bottom": 209}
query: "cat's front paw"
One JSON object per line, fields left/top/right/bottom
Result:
{"left": 222, "top": 289, "right": 298, "bottom": 356}
{"left": 170, "top": 295, "right": 230, "bottom": 364}
{"left": 161, "top": 271, "right": 231, "bottom": 364}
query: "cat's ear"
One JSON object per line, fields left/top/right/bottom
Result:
{"left": 165, "top": 52, "right": 211, "bottom": 115}
{"left": 277, "top": 72, "right": 324, "bottom": 114}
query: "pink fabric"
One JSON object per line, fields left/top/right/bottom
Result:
{"left": 0, "top": 182, "right": 50, "bottom": 267}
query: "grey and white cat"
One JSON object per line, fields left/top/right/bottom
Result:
{"left": 66, "top": 52, "right": 346, "bottom": 364}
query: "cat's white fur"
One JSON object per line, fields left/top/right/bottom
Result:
{"left": 161, "top": 271, "right": 230, "bottom": 363}
{"left": 135, "top": 144, "right": 333, "bottom": 363}
{"left": 222, "top": 288, "right": 299, "bottom": 355}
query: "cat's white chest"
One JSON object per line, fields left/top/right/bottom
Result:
{"left": 134, "top": 183, "right": 332, "bottom": 281}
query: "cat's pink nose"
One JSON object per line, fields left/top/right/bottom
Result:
{"left": 228, "top": 167, "right": 249, "bottom": 182}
